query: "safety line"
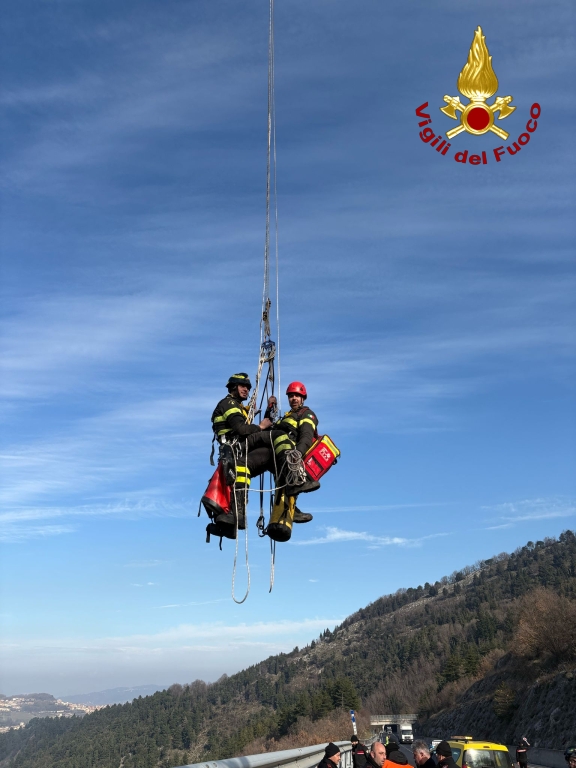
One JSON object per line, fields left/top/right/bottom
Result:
{"left": 231, "top": 439, "right": 250, "bottom": 604}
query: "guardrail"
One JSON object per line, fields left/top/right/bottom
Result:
{"left": 182, "top": 740, "right": 353, "bottom": 768}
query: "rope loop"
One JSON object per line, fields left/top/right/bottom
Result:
{"left": 285, "top": 448, "right": 307, "bottom": 487}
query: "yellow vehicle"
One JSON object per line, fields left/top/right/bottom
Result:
{"left": 446, "top": 737, "right": 514, "bottom": 768}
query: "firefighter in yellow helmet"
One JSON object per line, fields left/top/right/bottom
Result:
{"left": 209, "top": 373, "right": 273, "bottom": 536}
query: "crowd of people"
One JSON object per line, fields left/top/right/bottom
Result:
{"left": 318, "top": 737, "right": 457, "bottom": 768}
{"left": 317, "top": 736, "right": 576, "bottom": 768}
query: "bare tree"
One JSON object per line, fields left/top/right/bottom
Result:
{"left": 515, "top": 587, "right": 576, "bottom": 662}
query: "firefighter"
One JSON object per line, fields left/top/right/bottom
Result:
{"left": 207, "top": 373, "right": 273, "bottom": 536}
{"left": 271, "top": 381, "right": 321, "bottom": 496}
{"left": 245, "top": 382, "right": 316, "bottom": 524}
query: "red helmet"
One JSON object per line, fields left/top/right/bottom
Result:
{"left": 286, "top": 381, "right": 307, "bottom": 399}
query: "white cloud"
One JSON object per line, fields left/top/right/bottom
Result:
{"left": 2, "top": 618, "right": 341, "bottom": 655}
{"left": 293, "top": 526, "right": 450, "bottom": 548}
{"left": 306, "top": 502, "right": 452, "bottom": 514}
{"left": 483, "top": 497, "right": 576, "bottom": 526}
{"left": 0, "top": 523, "right": 75, "bottom": 544}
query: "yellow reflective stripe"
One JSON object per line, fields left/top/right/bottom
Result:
{"left": 235, "top": 467, "right": 251, "bottom": 476}
{"left": 300, "top": 418, "right": 316, "bottom": 428}
{"left": 274, "top": 444, "right": 291, "bottom": 454}
{"left": 216, "top": 427, "right": 233, "bottom": 435}
{"left": 281, "top": 417, "right": 298, "bottom": 428}
{"left": 235, "top": 477, "right": 251, "bottom": 486}
{"left": 222, "top": 407, "right": 243, "bottom": 419}
{"left": 213, "top": 408, "right": 243, "bottom": 424}
{"left": 273, "top": 434, "right": 292, "bottom": 447}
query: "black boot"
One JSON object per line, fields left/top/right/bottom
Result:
{"left": 286, "top": 479, "right": 320, "bottom": 496}
{"left": 220, "top": 443, "right": 236, "bottom": 486}
{"left": 293, "top": 506, "right": 313, "bottom": 524}
{"left": 206, "top": 522, "right": 236, "bottom": 543}
{"left": 224, "top": 486, "right": 246, "bottom": 531}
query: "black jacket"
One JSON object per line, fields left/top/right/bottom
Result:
{"left": 516, "top": 747, "right": 529, "bottom": 764}
{"left": 437, "top": 757, "right": 458, "bottom": 768}
{"left": 318, "top": 759, "right": 339, "bottom": 768}
{"left": 421, "top": 758, "right": 437, "bottom": 768}
{"left": 352, "top": 744, "right": 367, "bottom": 768}
{"left": 212, "top": 395, "right": 260, "bottom": 441}
{"left": 365, "top": 753, "right": 382, "bottom": 768}
{"left": 275, "top": 406, "right": 318, "bottom": 455}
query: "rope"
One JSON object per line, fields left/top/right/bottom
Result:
{"left": 229, "top": 0, "right": 281, "bottom": 601}
{"left": 269, "top": 539, "right": 276, "bottom": 593}
{"left": 231, "top": 439, "right": 250, "bottom": 604}
{"left": 262, "top": 0, "right": 274, "bottom": 336}
{"left": 285, "top": 448, "right": 307, "bottom": 487}
{"left": 271, "top": 0, "right": 281, "bottom": 404}
{"left": 247, "top": 0, "right": 279, "bottom": 426}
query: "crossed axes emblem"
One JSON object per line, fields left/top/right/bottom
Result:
{"left": 441, "top": 95, "right": 515, "bottom": 139}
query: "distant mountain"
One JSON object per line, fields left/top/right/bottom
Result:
{"left": 60, "top": 685, "right": 168, "bottom": 706}
{"left": 1, "top": 532, "right": 575, "bottom": 768}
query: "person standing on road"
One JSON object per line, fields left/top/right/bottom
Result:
{"left": 435, "top": 741, "right": 457, "bottom": 768}
{"left": 516, "top": 737, "right": 530, "bottom": 768}
{"left": 383, "top": 741, "right": 408, "bottom": 768}
{"left": 365, "top": 742, "right": 387, "bottom": 768}
{"left": 318, "top": 743, "right": 341, "bottom": 768}
{"left": 412, "top": 742, "right": 437, "bottom": 768}
{"left": 351, "top": 736, "right": 367, "bottom": 768}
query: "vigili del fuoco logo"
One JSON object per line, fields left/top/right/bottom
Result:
{"left": 415, "top": 26, "right": 541, "bottom": 165}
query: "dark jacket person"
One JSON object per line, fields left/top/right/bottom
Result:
{"left": 365, "top": 742, "right": 387, "bottom": 768}
{"left": 412, "top": 741, "right": 436, "bottom": 768}
{"left": 435, "top": 742, "right": 457, "bottom": 768}
{"left": 351, "top": 737, "right": 367, "bottom": 768}
{"left": 318, "top": 743, "right": 341, "bottom": 768}
{"left": 383, "top": 742, "right": 408, "bottom": 768}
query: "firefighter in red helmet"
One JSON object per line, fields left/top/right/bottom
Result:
{"left": 244, "top": 381, "right": 318, "bottom": 524}
{"left": 272, "top": 382, "right": 321, "bottom": 497}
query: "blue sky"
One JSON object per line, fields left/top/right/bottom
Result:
{"left": 1, "top": 0, "right": 575, "bottom": 697}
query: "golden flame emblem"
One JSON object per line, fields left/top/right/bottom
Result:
{"left": 440, "top": 27, "right": 515, "bottom": 139}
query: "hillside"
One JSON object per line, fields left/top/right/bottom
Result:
{"left": 1, "top": 531, "right": 575, "bottom": 768}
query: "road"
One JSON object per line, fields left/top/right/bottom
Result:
{"left": 399, "top": 745, "right": 416, "bottom": 767}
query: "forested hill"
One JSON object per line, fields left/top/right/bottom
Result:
{"left": 2, "top": 532, "right": 575, "bottom": 768}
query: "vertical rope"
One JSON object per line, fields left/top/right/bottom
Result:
{"left": 269, "top": 539, "right": 276, "bottom": 593}
{"left": 272, "top": 16, "right": 281, "bottom": 407}
{"left": 231, "top": 440, "right": 250, "bottom": 604}
{"left": 261, "top": 0, "right": 274, "bottom": 344}
{"left": 248, "top": 0, "right": 278, "bottom": 425}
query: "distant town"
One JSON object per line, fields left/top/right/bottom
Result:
{"left": 0, "top": 693, "right": 103, "bottom": 733}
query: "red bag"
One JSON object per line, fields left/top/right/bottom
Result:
{"left": 303, "top": 435, "right": 340, "bottom": 481}
{"left": 201, "top": 464, "right": 231, "bottom": 519}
